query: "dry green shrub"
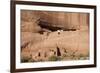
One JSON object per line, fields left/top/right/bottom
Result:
{"left": 21, "top": 56, "right": 31, "bottom": 63}
{"left": 48, "top": 56, "right": 62, "bottom": 61}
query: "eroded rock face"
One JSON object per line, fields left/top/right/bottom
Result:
{"left": 21, "top": 10, "right": 89, "bottom": 62}
{"left": 21, "top": 10, "right": 89, "bottom": 32}
{"left": 21, "top": 21, "right": 41, "bottom": 32}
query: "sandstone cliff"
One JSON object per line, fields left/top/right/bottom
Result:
{"left": 21, "top": 10, "right": 89, "bottom": 62}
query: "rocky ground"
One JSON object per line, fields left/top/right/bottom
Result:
{"left": 21, "top": 29, "right": 89, "bottom": 62}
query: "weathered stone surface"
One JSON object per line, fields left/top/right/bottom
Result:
{"left": 21, "top": 10, "right": 89, "bottom": 32}
{"left": 21, "top": 10, "right": 89, "bottom": 62}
